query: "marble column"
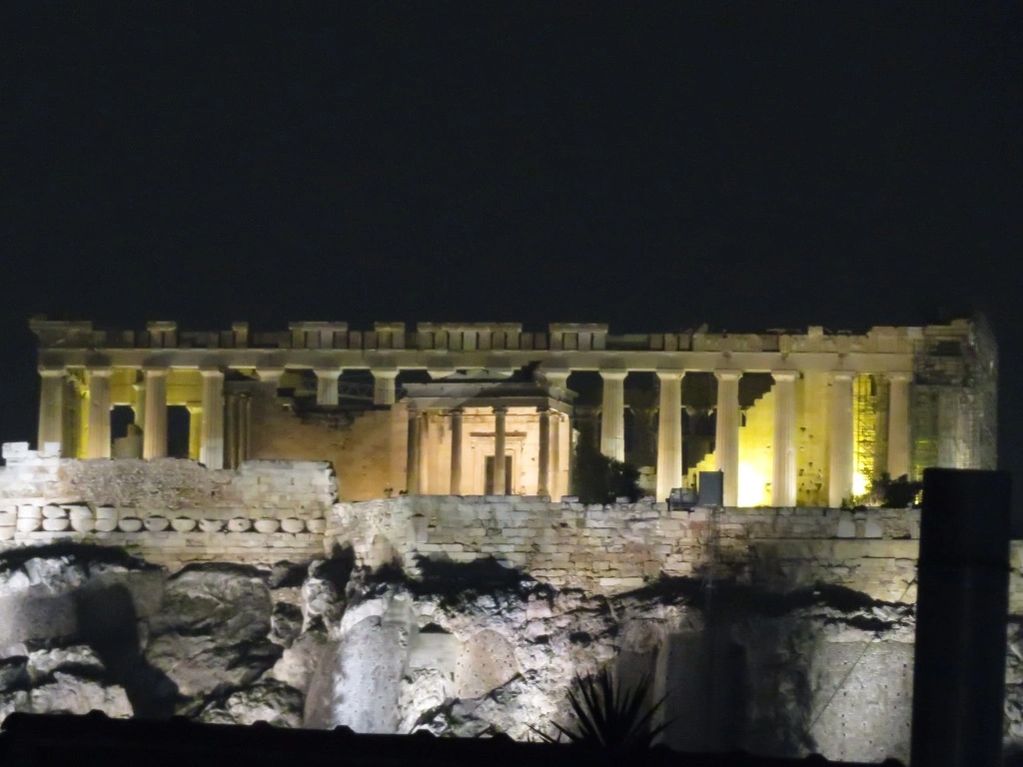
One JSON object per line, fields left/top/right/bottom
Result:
{"left": 493, "top": 406, "right": 507, "bottom": 495}
{"left": 714, "top": 371, "right": 742, "bottom": 506}
{"left": 655, "top": 371, "right": 684, "bottom": 501}
{"left": 599, "top": 370, "right": 627, "bottom": 462}
{"left": 771, "top": 371, "right": 798, "bottom": 506}
{"left": 187, "top": 405, "right": 203, "bottom": 461}
{"left": 449, "top": 408, "right": 463, "bottom": 494}
{"left": 255, "top": 368, "right": 284, "bottom": 392}
{"left": 566, "top": 415, "right": 575, "bottom": 494}
{"left": 132, "top": 381, "right": 146, "bottom": 433}
{"left": 551, "top": 413, "right": 562, "bottom": 499}
{"left": 200, "top": 370, "right": 225, "bottom": 469}
{"left": 86, "top": 367, "right": 113, "bottom": 459}
{"left": 828, "top": 371, "right": 856, "bottom": 507}
{"left": 315, "top": 368, "right": 342, "bottom": 406}
{"left": 238, "top": 394, "right": 252, "bottom": 464}
{"left": 372, "top": 369, "right": 399, "bottom": 406}
{"left": 887, "top": 372, "right": 912, "bottom": 480}
{"left": 37, "top": 368, "right": 66, "bottom": 454}
{"left": 538, "top": 407, "right": 551, "bottom": 497}
{"left": 544, "top": 370, "right": 571, "bottom": 496}
{"left": 543, "top": 370, "right": 570, "bottom": 391}
{"left": 225, "top": 393, "right": 239, "bottom": 469}
{"left": 142, "top": 368, "right": 168, "bottom": 459}
{"left": 406, "top": 406, "right": 421, "bottom": 495}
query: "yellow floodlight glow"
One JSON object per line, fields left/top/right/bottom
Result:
{"left": 853, "top": 470, "right": 870, "bottom": 498}
{"left": 738, "top": 460, "right": 771, "bottom": 507}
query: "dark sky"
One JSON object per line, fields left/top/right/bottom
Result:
{"left": 2, "top": 4, "right": 1020, "bottom": 507}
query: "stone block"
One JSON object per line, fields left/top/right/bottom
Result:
{"left": 40, "top": 517, "right": 69, "bottom": 532}
{"left": 118, "top": 517, "right": 143, "bottom": 532}
{"left": 280, "top": 518, "right": 305, "bottom": 533}
{"left": 70, "top": 515, "right": 95, "bottom": 533}
{"left": 228, "top": 517, "right": 252, "bottom": 533}
{"left": 42, "top": 505, "right": 66, "bottom": 519}
{"left": 254, "top": 518, "right": 281, "bottom": 533}
{"left": 144, "top": 516, "right": 170, "bottom": 532}
{"left": 94, "top": 516, "right": 118, "bottom": 532}
{"left": 171, "top": 517, "right": 197, "bottom": 532}
{"left": 16, "top": 516, "right": 41, "bottom": 533}
{"left": 200, "top": 519, "right": 225, "bottom": 533}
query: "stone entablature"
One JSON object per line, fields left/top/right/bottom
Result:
{"left": 31, "top": 317, "right": 924, "bottom": 362}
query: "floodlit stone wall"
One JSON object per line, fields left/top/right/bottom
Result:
{"left": 0, "top": 446, "right": 331, "bottom": 565}
{"left": 329, "top": 496, "right": 927, "bottom": 602}
{"left": 7, "top": 447, "right": 1023, "bottom": 611}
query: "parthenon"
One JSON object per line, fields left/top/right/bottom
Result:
{"left": 29, "top": 316, "right": 997, "bottom": 507}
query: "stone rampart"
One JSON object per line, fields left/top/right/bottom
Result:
{"left": 0, "top": 445, "right": 333, "bottom": 564}
{"left": 328, "top": 495, "right": 929, "bottom": 602}
{"left": 5, "top": 447, "right": 1022, "bottom": 612}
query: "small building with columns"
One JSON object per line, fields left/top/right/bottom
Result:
{"left": 28, "top": 317, "right": 997, "bottom": 507}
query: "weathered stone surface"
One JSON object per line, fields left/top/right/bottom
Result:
{"left": 0, "top": 546, "right": 164, "bottom": 649}
{"left": 26, "top": 672, "right": 132, "bottom": 717}
{"left": 270, "top": 602, "right": 303, "bottom": 646}
{"left": 144, "top": 565, "right": 280, "bottom": 703}
{"left": 198, "top": 678, "right": 304, "bottom": 727}
{"left": 0, "top": 645, "right": 131, "bottom": 722}
{"left": 0, "top": 656, "right": 29, "bottom": 691}
{"left": 269, "top": 628, "right": 331, "bottom": 694}
{"left": 0, "top": 535, "right": 1017, "bottom": 763}
{"left": 27, "top": 644, "right": 106, "bottom": 682}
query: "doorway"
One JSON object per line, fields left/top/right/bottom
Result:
{"left": 484, "top": 455, "right": 513, "bottom": 495}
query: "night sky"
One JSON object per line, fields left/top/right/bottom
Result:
{"left": 2, "top": 5, "right": 1020, "bottom": 513}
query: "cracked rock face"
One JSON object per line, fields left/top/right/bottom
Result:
{"left": 144, "top": 565, "right": 282, "bottom": 705}
{"left": 0, "top": 543, "right": 1018, "bottom": 765}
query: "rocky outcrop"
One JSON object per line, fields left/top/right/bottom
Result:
{"left": 0, "top": 542, "right": 1017, "bottom": 764}
{"left": 144, "top": 564, "right": 282, "bottom": 707}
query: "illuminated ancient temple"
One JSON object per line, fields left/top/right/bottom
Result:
{"left": 30, "top": 317, "right": 996, "bottom": 507}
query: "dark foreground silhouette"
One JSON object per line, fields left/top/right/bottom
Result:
{"left": 0, "top": 711, "right": 901, "bottom": 767}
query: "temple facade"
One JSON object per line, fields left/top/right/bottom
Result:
{"left": 29, "top": 317, "right": 997, "bottom": 507}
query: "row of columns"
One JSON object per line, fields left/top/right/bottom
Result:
{"left": 599, "top": 369, "right": 913, "bottom": 507}
{"left": 39, "top": 363, "right": 400, "bottom": 464}
{"left": 406, "top": 405, "right": 561, "bottom": 497}
{"left": 38, "top": 364, "right": 912, "bottom": 507}
{"left": 37, "top": 367, "right": 228, "bottom": 469}
{"left": 78, "top": 364, "right": 388, "bottom": 461}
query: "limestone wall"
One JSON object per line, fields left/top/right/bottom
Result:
{"left": 5, "top": 446, "right": 1020, "bottom": 611}
{"left": 328, "top": 496, "right": 926, "bottom": 602}
{"left": 247, "top": 387, "right": 403, "bottom": 501}
{"left": 0, "top": 446, "right": 332, "bottom": 565}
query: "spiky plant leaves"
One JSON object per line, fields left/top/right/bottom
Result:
{"left": 534, "top": 666, "right": 671, "bottom": 753}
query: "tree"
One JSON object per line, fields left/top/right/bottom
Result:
{"left": 573, "top": 441, "right": 640, "bottom": 504}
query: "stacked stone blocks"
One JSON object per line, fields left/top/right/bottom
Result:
{"left": 328, "top": 495, "right": 930, "bottom": 603}
{"left": 0, "top": 445, "right": 333, "bottom": 564}
{"left": 4, "top": 444, "right": 1020, "bottom": 613}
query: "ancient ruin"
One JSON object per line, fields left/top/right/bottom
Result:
{"left": 0, "top": 316, "right": 1012, "bottom": 764}
{"left": 29, "top": 317, "right": 996, "bottom": 504}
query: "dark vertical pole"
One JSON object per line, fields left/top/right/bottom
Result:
{"left": 911, "top": 468, "right": 1012, "bottom": 767}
